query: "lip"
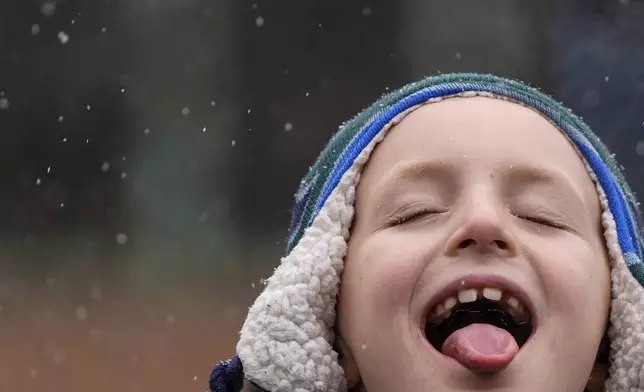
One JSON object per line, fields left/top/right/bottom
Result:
{"left": 419, "top": 273, "right": 539, "bottom": 372}
{"left": 421, "top": 273, "right": 539, "bottom": 333}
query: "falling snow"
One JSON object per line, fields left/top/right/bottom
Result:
{"left": 90, "top": 328, "right": 103, "bottom": 340}
{"left": 181, "top": 107, "right": 190, "bottom": 116}
{"left": 636, "top": 141, "right": 644, "bottom": 157}
{"left": 0, "top": 97, "right": 9, "bottom": 110}
{"left": 90, "top": 287, "right": 103, "bottom": 301}
{"left": 41, "top": 1, "right": 56, "bottom": 17}
{"left": 101, "top": 162, "right": 110, "bottom": 172}
{"left": 31, "top": 24, "right": 40, "bottom": 35}
{"left": 284, "top": 122, "right": 293, "bottom": 132}
{"left": 115, "top": 232, "right": 128, "bottom": 245}
{"left": 231, "top": 139, "right": 236, "bottom": 146}
{"left": 144, "top": 128, "right": 150, "bottom": 134}
{"left": 58, "top": 31, "right": 69, "bottom": 44}
{"left": 255, "top": 16, "right": 265, "bottom": 27}
{"left": 51, "top": 348, "right": 66, "bottom": 365}
{"left": 75, "top": 306, "right": 88, "bottom": 321}
{"left": 362, "top": 6, "right": 372, "bottom": 16}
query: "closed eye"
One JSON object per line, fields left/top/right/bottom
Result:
{"left": 519, "top": 214, "right": 566, "bottom": 230}
{"left": 387, "top": 208, "right": 439, "bottom": 226}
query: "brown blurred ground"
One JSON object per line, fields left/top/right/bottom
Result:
{"left": 0, "top": 260, "right": 269, "bottom": 392}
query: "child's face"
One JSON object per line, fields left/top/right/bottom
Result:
{"left": 337, "top": 97, "right": 611, "bottom": 391}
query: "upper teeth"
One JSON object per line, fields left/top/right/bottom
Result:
{"left": 430, "top": 286, "right": 527, "bottom": 323}
{"left": 483, "top": 287, "right": 502, "bottom": 301}
{"left": 444, "top": 297, "right": 457, "bottom": 312}
{"left": 457, "top": 289, "right": 477, "bottom": 303}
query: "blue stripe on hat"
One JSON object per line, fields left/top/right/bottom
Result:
{"left": 313, "top": 79, "right": 643, "bottom": 284}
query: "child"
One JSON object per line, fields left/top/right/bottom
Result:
{"left": 210, "top": 73, "right": 644, "bottom": 392}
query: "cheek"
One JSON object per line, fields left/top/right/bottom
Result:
{"left": 531, "top": 236, "right": 610, "bottom": 319}
{"left": 339, "top": 233, "right": 428, "bottom": 333}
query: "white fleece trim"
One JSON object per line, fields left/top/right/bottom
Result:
{"left": 237, "top": 93, "right": 644, "bottom": 392}
{"left": 597, "top": 189, "right": 644, "bottom": 391}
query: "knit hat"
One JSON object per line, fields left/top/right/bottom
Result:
{"left": 210, "top": 73, "right": 644, "bottom": 392}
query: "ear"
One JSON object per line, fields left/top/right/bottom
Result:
{"left": 585, "top": 335, "right": 609, "bottom": 392}
{"left": 585, "top": 362, "right": 608, "bottom": 392}
{"left": 335, "top": 334, "right": 361, "bottom": 390}
{"left": 242, "top": 379, "right": 266, "bottom": 392}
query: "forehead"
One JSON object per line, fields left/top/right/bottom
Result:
{"left": 358, "top": 96, "right": 598, "bottom": 206}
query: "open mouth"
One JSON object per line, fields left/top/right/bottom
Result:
{"left": 423, "top": 285, "right": 534, "bottom": 372}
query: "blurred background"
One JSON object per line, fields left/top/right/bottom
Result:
{"left": 0, "top": 0, "right": 643, "bottom": 390}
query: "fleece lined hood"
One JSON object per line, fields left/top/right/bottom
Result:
{"left": 211, "top": 73, "right": 644, "bottom": 392}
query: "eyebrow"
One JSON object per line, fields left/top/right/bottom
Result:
{"left": 504, "top": 164, "right": 585, "bottom": 203}
{"left": 369, "top": 161, "right": 457, "bottom": 206}
{"left": 378, "top": 161, "right": 457, "bottom": 185}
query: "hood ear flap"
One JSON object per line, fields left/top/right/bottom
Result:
{"left": 235, "top": 165, "right": 358, "bottom": 392}
{"left": 594, "top": 185, "right": 644, "bottom": 391}
{"left": 334, "top": 334, "right": 361, "bottom": 390}
{"left": 605, "top": 258, "right": 644, "bottom": 391}
{"left": 234, "top": 98, "right": 411, "bottom": 392}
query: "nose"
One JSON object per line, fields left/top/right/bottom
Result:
{"left": 445, "top": 197, "right": 518, "bottom": 258}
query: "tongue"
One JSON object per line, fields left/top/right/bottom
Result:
{"left": 442, "top": 323, "right": 519, "bottom": 374}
